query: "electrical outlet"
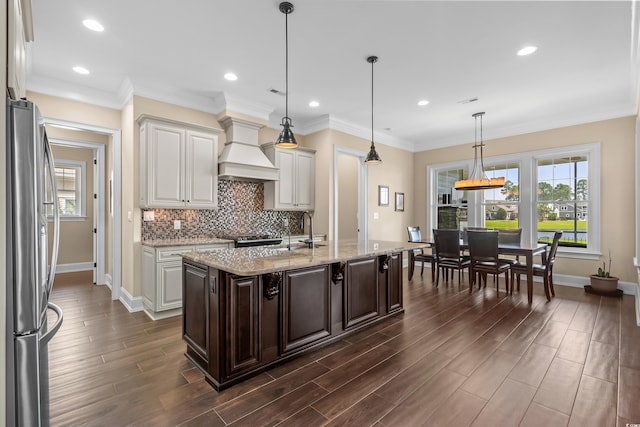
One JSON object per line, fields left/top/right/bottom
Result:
{"left": 373, "top": 243, "right": 379, "bottom": 250}
{"left": 174, "top": 220, "right": 181, "bottom": 230}
{"left": 143, "top": 211, "right": 155, "bottom": 221}
{"left": 283, "top": 218, "right": 289, "bottom": 226}
{"left": 373, "top": 212, "right": 379, "bottom": 220}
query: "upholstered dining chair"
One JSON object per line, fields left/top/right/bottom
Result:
{"left": 466, "top": 230, "right": 512, "bottom": 294}
{"left": 432, "top": 229, "right": 470, "bottom": 287}
{"left": 407, "top": 226, "right": 437, "bottom": 281}
{"left": 511, "top": 231, "right": 563, "bottom": 301}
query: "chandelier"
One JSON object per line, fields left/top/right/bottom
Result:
{"left": 454, "top": 112, "right": 505, "bottom": 190}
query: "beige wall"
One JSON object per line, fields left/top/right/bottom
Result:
{"left": 304, "top": 129, "right": 415, "bottom": 242}
{"left": 414, "top": 116, "right": 637, "bottom": 283}
{"left": 48, "top": 144, "right": 94, "bottom": 265}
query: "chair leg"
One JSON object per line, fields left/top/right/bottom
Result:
{"left": 431, "top": 261, "right": 436, "bottom": 282}
{"left": 435, "top": 265, "right": 440, "bottom": 288}
{"left": 549, "top": 267, "right": 555, "bottom": 297}
{"left": 543, "top": 275, "right": 551, "bottom": 301}
{"left": 420, "top": 261, "right": 425, "bottom": 276}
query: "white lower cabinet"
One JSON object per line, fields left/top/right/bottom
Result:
{"left": 142, "top": 243, "right": 230, "bottom": 319}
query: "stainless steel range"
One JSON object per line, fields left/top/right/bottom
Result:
{"left": 221, "top": 234, "right": 283, "bottom": 248}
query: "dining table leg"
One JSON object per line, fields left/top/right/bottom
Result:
{"left": 408, "top": 250, "right": 415, "bottom": 280}
{"left": 526, "top": 252, "right": 534, "bottom": 304}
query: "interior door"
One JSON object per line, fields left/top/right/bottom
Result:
{"left": 337, "top": 153, "right": 360, "bottom": 240}
{"left": 93, "top": 153, "right": 98, "bottom": 283}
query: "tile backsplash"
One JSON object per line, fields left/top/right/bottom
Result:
{"left": 141, "top": 180, "right": 304, "bottom": 240}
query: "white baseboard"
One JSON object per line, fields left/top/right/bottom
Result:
{"left": 415, "top": 262, "right": 639, "bottom": 324}
{"left": 102, "top": 274, "right": 113, "bottom": 290}
{"left": 118, "top": 286, "right": 144, "bottom": 313}
{"left": 143, "top": 307, "right": 182, "bottom": 321}
{"left": 55, "top": 262, "right": 93, "bottom": 273}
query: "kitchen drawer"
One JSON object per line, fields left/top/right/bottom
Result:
{"left": 156, "top": 246, "right": 195, "bottom": 262}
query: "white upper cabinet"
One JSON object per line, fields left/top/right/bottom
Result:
{"left": 138, "top": 115, "right": 221, "bottom": 209}
{"left": 8, "top": 0, "right": 33, "bottom": 100}
{"left": 263, "top": 143, "right": 315, "bottom": 211}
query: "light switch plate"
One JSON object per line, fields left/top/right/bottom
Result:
{"left": 373, "top": 212, "right": 379, "bottom": 219}
{"left": 143, "top": 211, "right": 155, "bottom": 221}
{"left": 174, "top": 220, "right": 181, "bottom": 230}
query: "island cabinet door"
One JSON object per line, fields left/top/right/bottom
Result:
{"left": 344, "top": 256, "right": 380, "bottom": 329}
{"left": 382, "top": 252, "right": 403, "bottom": 314}
{"left": 182, "top": 262, "right": 210, "bottom": 368}
{"left": 224, "top": 274, "right": 261, "bottom": 379}
{"left": 281, "top": 265, "right": 331, "bottom": 354}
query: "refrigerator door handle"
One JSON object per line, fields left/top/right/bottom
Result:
{"left": 40, "top": 302, "right": 63, "bottom": 346}
{"left": 43, "top": 134, "right": 60, "bottom": 299}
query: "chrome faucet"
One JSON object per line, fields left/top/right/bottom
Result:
{"left": 303, "top": 211, "right": 314, "bottom": 248}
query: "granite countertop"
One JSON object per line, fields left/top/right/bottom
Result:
{"left": 142, "top": 237, "right": 234, "bottom": 248}
{"left": 181, "top": 240, "right": 429, "bottom": 276}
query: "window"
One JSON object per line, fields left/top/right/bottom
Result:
{"left": 53, "top": 159, "right": 86, "bottom": 218}
{"left": 536, "top": 155, "right": 589, "bottom": 248}
{"left": 434, "top": 167, "right": 468, "bottom": 230}
{"left": 427, "top": 143, "right": 600, "bottom": 258}
{"left": 482, "top": 162, "right": 520, "bottom": 229}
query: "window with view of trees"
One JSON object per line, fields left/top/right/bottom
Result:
{"left": 428, "top": 143, "right": 599, "bottom": 257}
{"left": 483, "top": 162, "right": 520, "bottom": 229}
{"left": 537, "top": 156, "right": 588, "bottom": 247}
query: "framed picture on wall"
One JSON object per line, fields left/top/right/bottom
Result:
{"left": 395, "top": 192, "right": 404, "bottom": 212}
{"left": 378, "top": 185, "right": 389, "bottom": 206}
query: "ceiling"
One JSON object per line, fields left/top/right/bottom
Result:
{"left": 27, "top": 0, "right": 639, "bottom": 152}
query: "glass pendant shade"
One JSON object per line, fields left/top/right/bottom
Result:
{"left": 454, "top": 112, "right": 504, "bottom": 190}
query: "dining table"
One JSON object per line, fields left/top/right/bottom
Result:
{"left": 408, "top": 240, "right": 548, "bottom": 304}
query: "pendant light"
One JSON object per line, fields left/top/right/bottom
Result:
{"left": 364, "top": 55, "right": 382, "bottom": 164}
{"left": 454, "top": 112, "right": 505, "bottom": 190}
{"left": 275, "top": 2, "right": 298, "bottom": 149}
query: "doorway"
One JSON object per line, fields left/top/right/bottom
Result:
{"left": 48, "top": 139, "right": 105, "bottom": 285}
{"left": 44, "top": 117, "right": 122, "bottom": 301}
{"left": 333, "top": 146, "right": 367, "bottom": 242}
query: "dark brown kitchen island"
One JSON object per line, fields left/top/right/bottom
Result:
{"left": 180, "top": 240, "right": 427, "bottom": 391}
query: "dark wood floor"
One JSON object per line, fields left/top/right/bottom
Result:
{"left": 47, "top": 269, "right": 640, "bottom": 426}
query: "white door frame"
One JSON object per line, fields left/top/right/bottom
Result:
{"left": 333, "top": 145, "right": 367, "bottom": 242}
{"left": 49, "top": 138, "right": 105, "bottom": 284}
{"left": 44, "top": 117, "right": 122, "bottom": 301}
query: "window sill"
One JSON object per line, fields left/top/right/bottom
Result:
{"left": 557, "top": 249, "right": 601, "bottom": 261}
{"left": 48, "top": 216, "right": 88, "bottom": 222}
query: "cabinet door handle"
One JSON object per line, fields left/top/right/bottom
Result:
{"left": 210, "top": 276, "right": 217, "bottom": 294}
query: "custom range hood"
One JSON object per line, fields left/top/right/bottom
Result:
{"left": 218, "top": 117, "right": 279, "bottom": 181}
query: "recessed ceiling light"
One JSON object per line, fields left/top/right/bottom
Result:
{"left": 517, "top": 46, "right": 538, "bottom": 56}
{"left": 224, "top": 72, "right": 238, "bottom": 81}
{"left": 82, "top": 19, "right": 104, "bottom": 32}
{"left": 72, "top": 66, "right": 90, "bottom": 75}
{"left": 309, "top": 100, "right": 319, "bottom": 108}
{"left": 417, "top": 100, "right": 429, "bottom": 106}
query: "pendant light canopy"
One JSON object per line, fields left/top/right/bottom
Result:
{"left": 275, "top": 2, "right": 298, "bottom": 149}
{"left": 364, "top": 55, "right": 382, "bottom": 164}
{"left": 454, "top": 112, "right": 505, "bottom": 190}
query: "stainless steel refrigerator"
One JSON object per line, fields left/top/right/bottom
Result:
{"left": 6, "top": 98, "right": 63, "bottom": 426}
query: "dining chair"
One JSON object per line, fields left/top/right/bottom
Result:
{"left": 497, "top": 228, "right": 522, "bottom": 264}
{"left": 433, "top": 229, "right": 470, "bottom": 287}
{"left": 510, "top": 231, "right": 563, "bottom": 301}
{"left": 407, "top": 226, "right": 437, "bottom": 281}
{"left": 466, "top": 230, "right": 511, "bottom": 294}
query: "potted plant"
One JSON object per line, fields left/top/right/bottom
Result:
{"left": 589, "top": 250, "right": 619, "bottom": 293}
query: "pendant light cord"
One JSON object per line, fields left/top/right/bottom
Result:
{"left": 371, "top": 58, "right": 374, "bottom": 145}
{"left": 285, "top": 9, "right": 289, "bottom": 121}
